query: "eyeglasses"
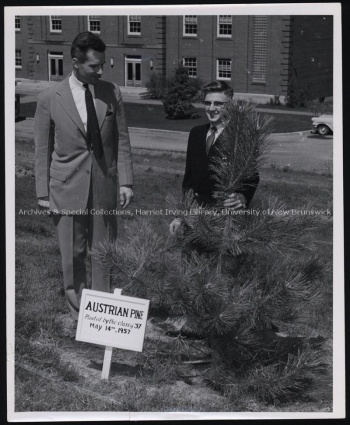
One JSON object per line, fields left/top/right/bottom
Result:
{"left": 202, "top": 101, "right": 228, "bottom": 109}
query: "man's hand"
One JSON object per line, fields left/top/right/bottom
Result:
{"left": 169, "top": 218, "right": 182, "bottom": 235}
{"left": 120, "top": 185, "right": 133, "bottom": 208}
{"left": 223, "top": 193, "right": 246, "bottom": 210}
{"left": 38, "top": 196, "right": 50, "bottom": 209}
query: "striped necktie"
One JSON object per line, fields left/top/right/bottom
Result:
{"left": 83, "top": 83, "right": 103, "bottom": 159}
{"left": 206, "top": 126, "right": 217, "bottom": 154}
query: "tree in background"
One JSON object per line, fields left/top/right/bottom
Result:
{"left": 145, "top": 65, "right": 202, "bottom": 118}
{"left": 93, "top": 100, "right": 330, "bottom": 405}
{"left": 285, "top": 75, "right": 310, "bottom": 108}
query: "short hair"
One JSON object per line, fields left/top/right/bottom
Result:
{"left": 71, "top": 31, "right": 106, "bottom": 63}
{"left": 202, "top": 81, "right": 234, "bottom": 99}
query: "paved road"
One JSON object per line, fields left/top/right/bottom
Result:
{"left": 15, "top": 118, "right": 333, "bottom": 173}
{"left": 16, "top": 79, "right": 315, "bottom": 116}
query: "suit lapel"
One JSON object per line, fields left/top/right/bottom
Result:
{"left": 94, "top": 82, "right": 108, "bottom": 130}
{"left": 56, "top": 77, "right": 108, "bottom": 135}
{"left": 56, "top": 77, "right": 86, "bottom": 135}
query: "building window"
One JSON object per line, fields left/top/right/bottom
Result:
{"left": 15, "top": 16, "right": 20, "bottom": 31}
{"left": 128, "top": 16, "right": 141, "bottom": 35}
{"left": 217, "top": 15, "right": 232, "bottom": 37}
{"left": 217, "top": 59, "right": 231, "bottom": 80}
{"left": 15, "top": 50, "right": 22, "bottom": 68}
{"left": 183, "top": 58, "right": 197, "bottom": 77}
{"left": 50, "top": 16, "right": 62, "bottom": 32}
{"left": 252, "top": 16, "right": 268, "bottom": 83}
{"left": 88, "top": 16, "right": 100, "bottom": 33}
{"left": 183, "top": 15, "right": 197, "bottom": 36}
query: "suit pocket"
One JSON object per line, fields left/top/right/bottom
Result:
{"left": 50, "top": 167, "right": 67, "bottom": 182}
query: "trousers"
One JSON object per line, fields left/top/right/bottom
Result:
{"left": 53, "top": 165, "right": 118, "bottom": 320}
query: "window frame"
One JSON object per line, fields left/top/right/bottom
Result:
{"left": 15, "top": 49, "right": 22, "bottom": 69}
{"left": 183, "top": 57, "right": 197, "bottom": 78}
{"left": 183, "top": 15, "right": 198, "bottom": 37}
{"left": 127, "top": 15, "right": 141, "bottom": 35}
{"left": 217, "top": 15, "right": 232, "bottom": 38}
{"left": 50, "top": 15, "right": 62, "bottom": 33}
{"left": 216, "top": 58, "right": 232, "bottom": 81}
{"left": 88, "top": 15, "right": 101, "bottom": 33}
{"left": 15, "top": 16, "right": 21, "bottom": 31}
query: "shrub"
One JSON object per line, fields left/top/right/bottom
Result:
{"left": 162, "top": 65, "right": 202, "bottom": 119}
{"left": 269, "top": 95, "right": 281, "bottom": 106}
{"left": 145, "top": 73, "right": 166, "bottom": 99}
{"left": 307, "top": 99, "right": 333, "bottom": 117}
{"left": 285, "top": 76, "right": 310, "bottom": 108}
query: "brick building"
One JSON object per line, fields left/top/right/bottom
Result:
{"left": 15, "top": 15, "right": 333, "bottom": 101}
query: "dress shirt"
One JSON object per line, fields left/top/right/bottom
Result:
{"left": 206, "top": 121, "right": 227, "bottom": 145}
{"left": 69, "top": 73, "right": 96, "bottom": 132}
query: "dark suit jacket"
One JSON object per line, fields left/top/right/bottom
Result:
{"left": 182, "top": 123, "right": 259, "bottom": 207}
{"left": 34, "top": 76, "right": 133, "bottom": 213}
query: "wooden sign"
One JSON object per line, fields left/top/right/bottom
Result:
{"left": 76, "top": 288, "right": 149, "bottom": 378}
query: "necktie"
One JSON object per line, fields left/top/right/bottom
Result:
{"left": 206, "top": 126, "right": 217, "bottom": 154}
{"left": 83, "top": 83, "right": 103, "bottom": 159}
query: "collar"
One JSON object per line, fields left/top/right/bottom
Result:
{"left": 209, "top": 120, "right": 228, "bottom": 132}
{"left": 70, "top": 72, "right": 86, "bottom": 89}
{"left": 69, "top": 72, "right": 95, "bottom": 96}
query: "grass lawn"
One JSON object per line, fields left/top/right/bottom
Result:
{"left": 19, "top": 98, "right": 312, "bottom": 133}
{"left": 13, "top": 139, "right": 333, "bottom": 413}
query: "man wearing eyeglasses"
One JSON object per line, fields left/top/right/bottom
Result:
{"left": 169, "top": 81, "right": 259, "bottom": 234}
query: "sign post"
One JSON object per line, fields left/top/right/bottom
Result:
{"left": 101, "top": 346, "right": 113, "bottom": 380}
{"left": 76, "top": 288, "right": 150, "bottom": 380}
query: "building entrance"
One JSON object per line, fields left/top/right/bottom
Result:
{"left": 48, "top": 53, "right": 64, "bottom": 81}
{"left": 125, "top": 56, "right": 141, "bottom": 87}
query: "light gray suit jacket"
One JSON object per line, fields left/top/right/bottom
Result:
{"left": 34, "top": 76, "right": 133, "bottom": 213}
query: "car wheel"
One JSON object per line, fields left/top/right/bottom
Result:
{"left": 318, "top": 124, "right": 330, "bottom": 136}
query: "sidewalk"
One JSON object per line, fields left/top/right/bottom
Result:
{"left": 15, "top": 118, "right": 332, "bottom": 173}
{"left": 15, "top": 78, "right": 315, "bottom": 116}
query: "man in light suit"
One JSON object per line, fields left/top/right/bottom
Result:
{"left": 34, "top": 32, "right": 133, "bottom": 320}
{"left": 169, "top": 81, "right": 259, "bottom": 234}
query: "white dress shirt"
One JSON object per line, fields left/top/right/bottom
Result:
{"left": 206, "top": 121, "right": 227, "bottom": 144}
{"left": 69, "top": 72, "right": 96, "bottom": 132}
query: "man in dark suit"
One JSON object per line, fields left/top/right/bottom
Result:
{"left": 170, "top": 81, "right": 259, "bottom": 234}
{"left": 34, "top": 32, "right": 133, "bottom": 320}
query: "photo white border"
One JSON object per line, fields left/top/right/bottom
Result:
{"left": 5, "top": 3, "right": 344, "bottom": 421}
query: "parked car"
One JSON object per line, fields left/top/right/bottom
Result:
{"left": 311, "top": 114, "right": 333, "bottom": 136}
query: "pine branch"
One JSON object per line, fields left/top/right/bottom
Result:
{"left": 171, "top": 196, "right": 320, "bottom": 259}
{"left": 241, "top": 346, "right": 329, "bottom": 403}
{"left": 204, "top": 338, "right": 329, "bottom": 403}
{"left": 210, "top": 100, "right": 274, "bottom": 201}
